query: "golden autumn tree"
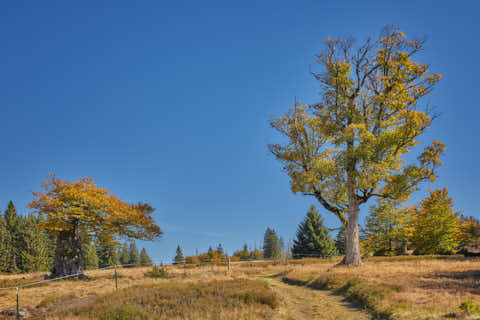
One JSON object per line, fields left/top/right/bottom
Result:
{"left": 269, "top": 26, "right": 445, "bottom": 265}
{"left": 29, "top": 175, "right": 162, "bottom": 277}
{"left": 409, "top": 188, "right": 460, "bottom": 254}
{"left": 362, "top": 200, "right": 415, "bottom": 255}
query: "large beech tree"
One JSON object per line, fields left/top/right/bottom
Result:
{"left": 29, "top": 175, "right": 162, "bottom": 277}
{"left": 269, "top": 27, "right": 445, "bottom": 265}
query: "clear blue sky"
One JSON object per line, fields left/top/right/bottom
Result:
{"left": 1, "top": 0, "right": 479, "bottom": 262}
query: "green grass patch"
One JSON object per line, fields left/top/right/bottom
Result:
{"left": 459, "top": 299, "right": 480, "bottom": 315}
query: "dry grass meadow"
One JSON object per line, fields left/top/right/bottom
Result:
{"left": 0, "top": 256, "right": 479, "bottom": 319}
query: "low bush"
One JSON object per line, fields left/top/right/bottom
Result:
{"left": 460, "top": 298, "right": 480, "bottom": 315}
{"left": 144, "top": 265, "right": 168, "bottom": 278}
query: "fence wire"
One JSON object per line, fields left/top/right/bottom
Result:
{"left": 0, "top": 253, "right": 337, "bottom": 291}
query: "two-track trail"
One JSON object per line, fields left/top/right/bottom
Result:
{"left": 264, "top": 277, "right": 370, "bottom": 320}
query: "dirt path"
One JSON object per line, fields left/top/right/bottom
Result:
{"left": 265, "top": 278, "right": 370, "bottom": 320}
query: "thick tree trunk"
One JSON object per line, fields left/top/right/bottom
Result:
{"left": 343, "top": 187, "right": 362, "bottom": 266}
{"left": 51, "top": 223, "right": 84, "bottom": 278}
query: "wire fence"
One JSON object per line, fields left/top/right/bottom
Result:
{"left": 0, "top": 254, "right": 338, "bottom": 318}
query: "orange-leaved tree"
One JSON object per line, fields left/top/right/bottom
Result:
{"left": 29, "top": 175, "right": 162, "bottom": 277}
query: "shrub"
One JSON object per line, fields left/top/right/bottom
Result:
{"left": 144, "top": 265, "right": 168, "bottom": 278}
{"left": 460, "top": 299, "right": 480, "bottom": 315}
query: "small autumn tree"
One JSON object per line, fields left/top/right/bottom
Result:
{"left": 28, "top": 175, "right": 162, "bottom": 277}
{"left": 362, "top": 200, "right": 414, "bottom": 255}
{"left": 459, "top": 216, "right": 480, "bottom": 252}
{"left": 269, "top": 26, "right": 445, "bottom": 265}
{"left": 410, "top": 188, "right": 460, "bottom": 254}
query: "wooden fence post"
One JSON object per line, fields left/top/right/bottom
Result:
{"left": 114, "top": 265, "right": 118, "bottom": 290}
{"left": 16, "top": 288, "right": 19, "bottom": 319}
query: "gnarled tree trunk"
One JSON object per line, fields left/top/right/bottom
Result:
{"left": 51, "top": 222, "right": 83, "bottom": 278}
{"left": 343, "top": 186, "right": 362, "bottom": 266}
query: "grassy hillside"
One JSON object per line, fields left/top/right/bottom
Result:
{"left": 1, "top": 256, "right": 480, "bottom": 319}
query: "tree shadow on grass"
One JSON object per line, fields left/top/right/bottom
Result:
{"left": 418, "top": 270, "right": 480, "bottom": 295}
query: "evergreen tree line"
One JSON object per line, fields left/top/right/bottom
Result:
{"left": 0, "top": 201, "right": 153, "bottom": 274}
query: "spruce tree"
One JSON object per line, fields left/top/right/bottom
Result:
{"left": 216, "top": 243, "right": 224, "bottom": 255}
{"left": 118, "top": 243, "right": 130, "bottom": 266}
{"left": 128, "top": 242, "right": 141, "bottom": 267}
{"left": 4, "top": 201, "right": 20, "bottom": 272}
{"left": 335, "top": 227, "right": 346, "bottom": 255}
{"left": 82, "top": 240, "right": 99, "bottom": 270}
{"left": 279, "top": 236, "right": 285, "bottom": 258}
{"left": 263, "top": 228, "right": 281, "bottom": 259}
{"left": 17, "top": 214, "right": 50, "bottom": 272}
{"left": 96, "top": 240, "right": 118, "bottom": 268}
{"left": 173, "top": 245, "right": 184, "bottom": 264}
{"left": 0, "top": 215, "right": 9, "bottom": 272}
{"left": 139, "top": 248, "right": 152, "bottom": 266}
{"left": 292, "top": 205, "right": 337, "bottom": 258}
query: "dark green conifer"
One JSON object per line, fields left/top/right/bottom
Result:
{"left": 82, "top": 240, "right": 99, "bottom": 270}
{"left": 292, "top": 205, "right": 337, "bottom": 258}
{"left": 335, "top": 227, "right": 346, "bottom": 255}
{"left": 118, "top": 243, "right": 130, "bottom": 266}
{"left": 139, "top": 248, "right": 152, "bottom": 266}
{"left": 4, "top": 201, "right": 20, "bottom": 272}
{"left": 173, "top": 245, "right": 184, "bottom": 264}
{"left": 0, "top": 215, "right": 9, "bottom": 272}
{"left": 263, "top": 228, "right": 281, "bottom": 259}
{"left": 96, "top": 240, "right": 118, "bottom": 268}
{"left": 17, "top": 214, "right": 50, "bottom": 272}
{"left": 128, "top": 242, "right": 141, "bottom": 267}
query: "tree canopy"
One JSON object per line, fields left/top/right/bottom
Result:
{"left": 28, "top": 175, "right": 162, "bottom": 276}
{"left": 269, "top": 26, "right": 444, "bottom": 265}
{"left": 29, "top": 175, "right": 162, "bottom": 242}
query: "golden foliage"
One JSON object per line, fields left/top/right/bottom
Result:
{"left": 269, "top": 26, "right": 445, "bottom": 224}
{"left": 28, "top": 174, "right": 162, "bottom": 242}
